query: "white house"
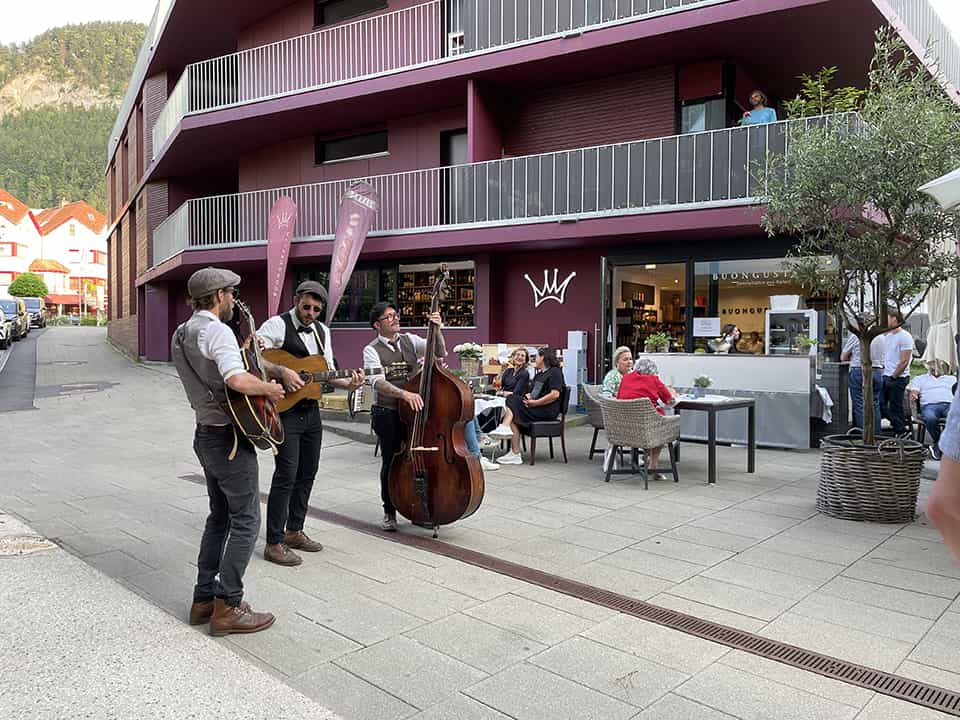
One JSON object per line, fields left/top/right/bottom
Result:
{"left": 0, "top": 189, "right": 36, "bottom": 294}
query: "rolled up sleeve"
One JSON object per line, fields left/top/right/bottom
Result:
{"left": 363, "top": 343, "right": 386, "bottom": 388}
{"left": 199, "top": 322, "right": 245, "bottom": 382}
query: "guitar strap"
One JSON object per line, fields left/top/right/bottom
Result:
{"left": 174, "top": 324, "right": 242, "bottom": 461}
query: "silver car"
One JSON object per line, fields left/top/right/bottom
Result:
{"left": 0, "top": 307, "right": 12, "bottom": 349}
{"left": 0, "top": 298, "right": 28, "bottom": 341}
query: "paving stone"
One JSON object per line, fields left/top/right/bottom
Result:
{"left": 897, "top": 660, "right": 960, "bottom": 694}
{"left": 531, "top": 498, "right": 611, "bottom": 519}
{"left": 735, "top": 545, "right": 846, "bottom": 582}
{"left": 334, "top": 636, "right": 488, "bottom": 710}
{"left": 633, "top": 693, "right": 740, "bottom": 720}
{"left": 583, "top": 614, "right": 729, "bottom": 673}
{"left": 488, "top": 506, "right": 580, "bottom": 530}
{"left": 360, "top": 577, "right": 480, "bottom": 622}
{"left": 657, "top": 524, "right": 757, "bottom": 552}
{"left": 668, "top": 575, "right": 795, "bottom": 621}
{"left": 529, "top": 635, "right": 688, "bottom": 708}
{"left": 559, "top": 490, "right": 644, "bottom": 511}
{"left": 406, "top": 562, "right": 524, "bottom": 601}
{"left": 788, "top": 592, "right": 933, "bottom": 644}
{"left": 599, "top": 548, "right": 707, "bottom": 583}
{"left": 817, "top": 576, "right": 951, "bottom": 621}
{"left": 701, "top": 559, "right": 822, "bottom": 600}
{"left": 867, "top": 535, "right": 960, "bottom": 579}
{"left": 750, "top": 532, "right": 871, "bottom": 566}
{"left": 458, "top": 514, "right": 547, "bottom": 541}
{"left": 511, "top": 585, "right": 617, "bottom": 622}
{"left": 86, "top": 549, "right": 156, "bottom": 578}
{"left": 581, "top": 516, "right": 666, "bottom": 540}
{"left": 538, "top": 524, "right": 637, "bottom": 552}
{"left": 855, "top": 694, "right": 954, "bottom": 720}
{"left": 735, "top": 498, "right": 817, "bottom": 520}
{"left": 649, "top": 593, "right": 767, "bottom": 633}
{"left": 410, "top": 693, "right": 513, "bottom": 720}
{"left": 630, "top": 536, "right": 734, "bottom": 566}
{"left": 464, "top": 663, "right": 636, "bottom": 720}
{"left": 290, "top": 662, "right": 418, "bottom": 720}
{"left": 843, "top": 560, "right": 960, "bottom": 599}
{"left": 564, "top": 562, "right": 675, "bottom": 599}
{"left": 675, "top": 662, "right": 858, "bottom": 720}
{"left": 463, "top": 593, "right": 596, "bottom": 645}
{"left": 307, "top": 593, "right": 425, "bottom": 646}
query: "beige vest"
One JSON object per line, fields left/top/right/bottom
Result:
{"left": 366, "top": 335, "right": 419, "bottom": 409}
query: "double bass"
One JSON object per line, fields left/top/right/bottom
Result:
{"left": 387, "top": 265, "right": 484, "bottom": 537}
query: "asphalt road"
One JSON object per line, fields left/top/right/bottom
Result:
{"left": 0, "top": 327, "right": 41, "bottom": 413}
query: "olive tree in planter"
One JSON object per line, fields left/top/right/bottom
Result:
{"left": 761, "top": 29, "right": 960, "bottom": 522}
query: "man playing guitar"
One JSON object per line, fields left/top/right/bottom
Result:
{"left": 256, "top": 280, "right": 362, "bottom": 566}
{"left": 171, "top": 267, "right": 298, "bottom": 636}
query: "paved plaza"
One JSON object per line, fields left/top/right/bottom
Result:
{"left": 2, "top": 327, "right": 960, "bottom": 719}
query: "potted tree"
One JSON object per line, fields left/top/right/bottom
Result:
{"left": 762, "top": 29, "right": 960, "bottom": 522}
{"left": 453, "top": 342, "right": 483, "bottom": 377}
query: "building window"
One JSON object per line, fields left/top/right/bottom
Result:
{"left": 679, "top": 97, "right": 739, "bottom": 134}
{"left": 316, "top": 130, "right": 388, "bottom": 164}
{"left": 314, "top": 0, "right": 386, "bottom": 27}
{"left": 69, "top": 224, "right": 76, "bottom": 236}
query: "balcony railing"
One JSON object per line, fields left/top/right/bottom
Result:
{"left": 150, "top": 0, "right": 731, "bottom": 158}
{"left": 151, "top": 114, "right": 859, "bottom": 266}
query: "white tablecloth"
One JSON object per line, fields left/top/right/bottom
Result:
{"left": 473, "top": 395, "right": 506, "bottom": 418}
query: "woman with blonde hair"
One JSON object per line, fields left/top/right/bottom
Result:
{"left": 601, "top": 346, "right": 633, "bottom": 397}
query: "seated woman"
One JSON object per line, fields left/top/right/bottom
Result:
{"left": 617, "top": 358, "right": 678, "bottom": 480}
{"left": 711, "top": 324, "right": 741, "bottom": 354}
{"left": 601, "top": 346, "right": 633, "bottom": 397}
{"left": 495, "top": 347, "right": 532, "bottom": 397}
{"left": 489, "top": 347, "right": 564, "bottom": 465}
{"left": 738, "top": 331, "right": 764, "bottom": 355}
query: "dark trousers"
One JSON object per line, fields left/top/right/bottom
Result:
{"left": 266, "top": 402, "right": 322, "bottom": 545}
{"left": 371, "top": 405, "right": 404, "bottom": 515}
{"left": 921, "top": 402, "right": 951, "bottom": 448}
{"left": 849, "top": 367, "right": 882, "bottom": 429}
{"left": 882, "top": 375, "right": 910, "bottom": 434}
{"left": 192, "top": 425, "right": 260, "bottom": 607}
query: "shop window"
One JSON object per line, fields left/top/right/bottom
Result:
{"left": 315, "top": 0, "right": 386, "bottom": 26}
{"left": 316, "top": 130, "right": 388, "bottom": 164}
{"left": 612, "top": 263, "right": 686, "bottom": 353}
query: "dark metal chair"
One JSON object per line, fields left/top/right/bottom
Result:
{"left": 518, "top": 386, "right": 571, "bottom": 466}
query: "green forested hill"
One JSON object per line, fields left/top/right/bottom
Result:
{"left": 0, "top": 22, "right": 146, "bottom": 214}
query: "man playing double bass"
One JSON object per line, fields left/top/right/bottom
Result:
{"left": 363, "top": 302, "right": 445, "bottom": 531}
{"left": 256, "top": 280, "right": 363, "bottom": 566}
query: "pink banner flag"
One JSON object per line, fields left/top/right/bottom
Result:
{"left": 326, "top": 182, "right": 380, "bottom": 325}
{"left": 266, "top": 196, "right": 297, "bottom": 318}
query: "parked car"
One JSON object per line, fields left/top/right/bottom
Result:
{"left": 22, "top": 297, "right": 46, "bottom": 328}
{"left": 0, "top": 307, "right": 12, "bottom": 349}
{"left": 0, "top": 297, "right": 29, "bottom": 341}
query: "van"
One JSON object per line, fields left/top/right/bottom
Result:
{"left": 22, "top": 297, "right": 46, "bottom": 328}
{"left": 0, "top": 296, "right": 29, "bottom": 341}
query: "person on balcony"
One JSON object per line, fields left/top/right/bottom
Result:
{"left": 600, "top": 346, "right": 633, "bottom": 397}
{"left": 488, "top": 347, "right": 564, "bottom": 465}
{"left": 616, "top": 357, "right": 678, "bottom": 480}
{"left": 910, "top": 360, "right": 957, "bottom": 460}
{"left": 741, "top": 90, "right": 777, "bottom": 126}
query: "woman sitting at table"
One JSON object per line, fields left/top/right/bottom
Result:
{"left": 495, "top": 347, "right": 532, "bottom": 397}
{"left": 601, "top": 346, "right": 633, "bottom": 397}
{"left": 617, "top": 358, "right": 678, "bottom": 479}
{"left": 489, "top": 347, "right": 564, "bottom": 465}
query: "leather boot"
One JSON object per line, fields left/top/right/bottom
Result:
{"left": 189, "top": 599, "right": 214, "bottom": 625}
{"left": 209, "top": 598, "right": 275, "bottom": 637}
{"left": 263, "top": 543, "right": 302, "bottom": 566}
{"left": 284, "top": 530, "right": 323, "bottom": 552}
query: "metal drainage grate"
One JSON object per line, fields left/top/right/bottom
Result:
{"left": 177, "top": 472, "right": 960, "bottom": 715}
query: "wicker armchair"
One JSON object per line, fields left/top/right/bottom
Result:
{"left": 582, "top": 384, "right": 605, "bottom": 460}
{"left": 599, "top": 396, "right": 680, "bottom": 489}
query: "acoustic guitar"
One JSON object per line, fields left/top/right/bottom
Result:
{"left": 263, "top": 348, "right": 410, "bottom": 413}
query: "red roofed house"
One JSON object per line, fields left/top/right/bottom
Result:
{"left": 0, "top": 189, "right": 35, "bottom": 293}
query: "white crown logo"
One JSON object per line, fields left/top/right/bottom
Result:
{"left": 524, "top": 269, "right": 577, "bottom": 308}
{"left": 276, "top": 210, "right": 294, "bottom": 230}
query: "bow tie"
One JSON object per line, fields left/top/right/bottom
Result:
{"left": 296, "top": 325, "right": 314, "bottom": 334}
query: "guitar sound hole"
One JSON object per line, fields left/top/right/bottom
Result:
{"left": 299, "top": 372, "right": 312, "bottom": 383}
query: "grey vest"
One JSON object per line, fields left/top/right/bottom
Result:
{"left": 171, "top": 313, "right": 233, "bottom": 426}
{"left": 367, "top": 334, "right": 419, "bottom": 409}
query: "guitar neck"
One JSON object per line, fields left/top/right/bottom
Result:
{"left": 309, "top": 367, "right": 390, "bottom": 382}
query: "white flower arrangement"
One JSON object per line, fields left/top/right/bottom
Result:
{"left": 693, "top": 375, "right": 714, "bottom": 388}
{"left": 453, "top": 342, "right": 483, "bottom": 359}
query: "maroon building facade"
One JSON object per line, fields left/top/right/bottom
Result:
{"left": 106, "top": 0, "right": 960, "bottom": 376}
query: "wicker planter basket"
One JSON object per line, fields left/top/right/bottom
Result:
{"left": 816, "top": 434, "right": 925, "bottom": 523}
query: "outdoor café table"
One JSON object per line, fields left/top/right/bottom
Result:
{"left": 672, "top": 395, "right": 756, "bottom": 485}
{"left": 473, "top": 394, "right": 506, "bottom": 462}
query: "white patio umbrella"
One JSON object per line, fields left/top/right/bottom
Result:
{"left": 919, "top": 167, "right": 960, "bottom": 211}
{"left": 919, "top": 168, "right": 960, "bottom": 370}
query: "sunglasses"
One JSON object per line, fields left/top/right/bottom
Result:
{"left": 222, "top": 287, "right": 239, "bottom": 298}
{"left": 299, "top": 303, "right": 323, "bottom": 312}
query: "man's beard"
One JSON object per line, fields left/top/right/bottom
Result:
{"left": 219, "top": 303, "right": 234, "bottom": 323}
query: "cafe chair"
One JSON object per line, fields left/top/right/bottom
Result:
{"left": 518, "top": 385, "right": 571, "bottom": 466}
{"left": 599, "top": 396, "right": 680, "bottom": 489}
{"left": 582, "top": 384, "right": 606, "bottom": 460}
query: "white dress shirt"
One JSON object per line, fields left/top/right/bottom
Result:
{"left": 257, "top": 309, "right": 336, "bottom": 370}
{"left": 910, "top": 373, "right": 957, "bottom": 406}
{"left": 195, "top": 310, "right": 245, "bottom": 381}
{"left": 362, "top": 333, "right": 427, "bottom": 389}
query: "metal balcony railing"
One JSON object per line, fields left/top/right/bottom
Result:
{"left": 150, "top": 0, "right": 732, "bottom": 157}
{"left": 151, "top": 114, "right": 861, "bottom": 266}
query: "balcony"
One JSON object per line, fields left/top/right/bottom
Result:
{"left": 151, "top": 0, "right": 729, "bottom": 157}
{"left": 151, "top": 114, "right": 858, "bottom": 267}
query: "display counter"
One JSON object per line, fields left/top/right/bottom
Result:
{"left": 633, "top": 353, "right": 815, "bottom": 449}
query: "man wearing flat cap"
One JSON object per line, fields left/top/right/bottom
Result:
{"left": 256, "top": 279, "right": 362, "bottom": 566}
{"left": 172, "top": 266, "right": 296, "bottom": 636}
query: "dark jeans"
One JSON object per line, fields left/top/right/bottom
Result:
{"left": 266, "top": 402, "right": 322, "bottom": 545}
{"left": 371, "top": 405, "right": 404, "bottom": 515}
{"left": 849, "top": 367, "right": 882, "bottom": 429}
{"left": 921, "top": 402, "right": 951, "bottom": 447}
{"left": 192, "top": 425, "right": 260, "bottom": 607}
{"left": 881, "top": 375, "right": 910, "bottom": 434}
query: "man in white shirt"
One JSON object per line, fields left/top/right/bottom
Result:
{"left": 910, "top": 360, "right": 956, "bottom": 460}
{"left": 256, "top": 280, "right": 362, "bottom": 566}
{"left": 881, "top": 311, "right": 915, "bottom": 436}
{"left": 840, "top": 331, "right": 885, "bottom": 429}
{"left": 171, "top": 267, "right": 292, "bottom": 636}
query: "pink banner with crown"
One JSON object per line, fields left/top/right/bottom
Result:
{"left": 326, "top": 183, "right": 380, "bottom": 325}
{"left": 266, "top": 196, "right": 297, "bottom": 318}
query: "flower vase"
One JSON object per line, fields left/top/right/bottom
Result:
{"left": 694, "top": 386, "right": 706, "bottom": 398}
{"left": 460, "top": 357, "right": 481, "bottom": 377}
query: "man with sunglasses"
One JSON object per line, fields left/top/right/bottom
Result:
{"left": 363, "top": 301, "right": 446, "bottom": 531}
{"left": 256, "top": 280, "right": 363, "bottom": 566}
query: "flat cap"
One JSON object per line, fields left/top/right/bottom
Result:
{"left": 295, "top": 280, "right": 328, "bottom": 302}
{"left": 188, "top": 267, "right": 241, "bottom": 299}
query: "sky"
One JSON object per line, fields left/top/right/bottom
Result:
{"left": 0, "top": 0, "right": 958, "bottom": 47}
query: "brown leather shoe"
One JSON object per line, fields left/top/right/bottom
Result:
{"left": 209, "top": 598, "right": 275, "bottom": 637}
{"left": 284, "top": 530, "right": 323, "bottom": 552}
{"left": 263, "top": 543, "right": 302, "bottom": 566}
{"left": 189, "top": 599, "right": 214, "bottom": 625}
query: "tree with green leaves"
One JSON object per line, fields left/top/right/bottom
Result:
{"left": 8, "top": 272, "right": 49, "bottom": 298}
{"left": 762, "top": 28, "right": 960, "bottom": 445}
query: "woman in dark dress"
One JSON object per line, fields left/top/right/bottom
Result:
{"left": 489, "top": 347, "right": 564, "bottom": 465}
{"left": 496, "top": 347, "right": 531, "bottom": 397}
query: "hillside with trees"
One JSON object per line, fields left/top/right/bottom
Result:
{"left": 0, "top": 22, "right": 145, "bottom": 214}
